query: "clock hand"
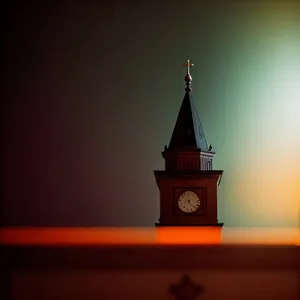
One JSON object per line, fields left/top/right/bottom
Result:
{"left": 187, "top": 199, "right": 196, "bottom": 210}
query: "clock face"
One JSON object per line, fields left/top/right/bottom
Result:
{"left": 178, "top": 190, "right": 200, "bottom": 213}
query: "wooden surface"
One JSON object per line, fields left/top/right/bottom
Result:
{"left": 2, "top": 227, "right": 300, "bottom": 300}
{"left": 3, "top": 244, "right": 300, "bottom": 271}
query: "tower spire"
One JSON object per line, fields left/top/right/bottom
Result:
{"left": 167, "top": 59, "right": 208, "bottom": 151}
{"left": 184, "top": 59, "right": 194, "bottom": 92}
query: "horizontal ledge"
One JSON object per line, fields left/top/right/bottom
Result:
{"left": 155, "top": 223, "right": 224, "bottom": 227}
{"left": 3, "top": 245, "right": 299, "bottom": 271}
{"left": 154, "top": 170, "right": 223, "bottom": 175}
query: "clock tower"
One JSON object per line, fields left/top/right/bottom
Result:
{"left": 154, "top": 60, "right": 223, "bottom": 227}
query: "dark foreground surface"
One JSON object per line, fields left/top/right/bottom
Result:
{"left": 2, "top": 244, "right": 300, "bottom": 300}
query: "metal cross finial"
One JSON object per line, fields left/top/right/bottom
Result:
{"left": 184, "top": 59, "right": 194, "bottom": 74}
{"left": 184, "top": 59, "right": 194, "bottom": 91}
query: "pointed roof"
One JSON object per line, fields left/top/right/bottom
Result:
{"left": 168, "top": 60, "right": 209, "bottom": 151}
{"left": 168, "top": 92, "right": 209, "bottom": 150}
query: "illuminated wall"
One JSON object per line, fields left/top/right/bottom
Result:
{"left": 209, "top": 1, "right": 300, "bottom": 227}
{"left": 2, "top": 1, "right": 300, "bottom": 227}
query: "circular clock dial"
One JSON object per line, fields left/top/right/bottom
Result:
{"left": 178, "top": 190, "right": 200, "bottom": 213}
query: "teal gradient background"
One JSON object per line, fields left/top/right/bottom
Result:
{"left": 3, "top": 1, "right": 300, "bottom": 227}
